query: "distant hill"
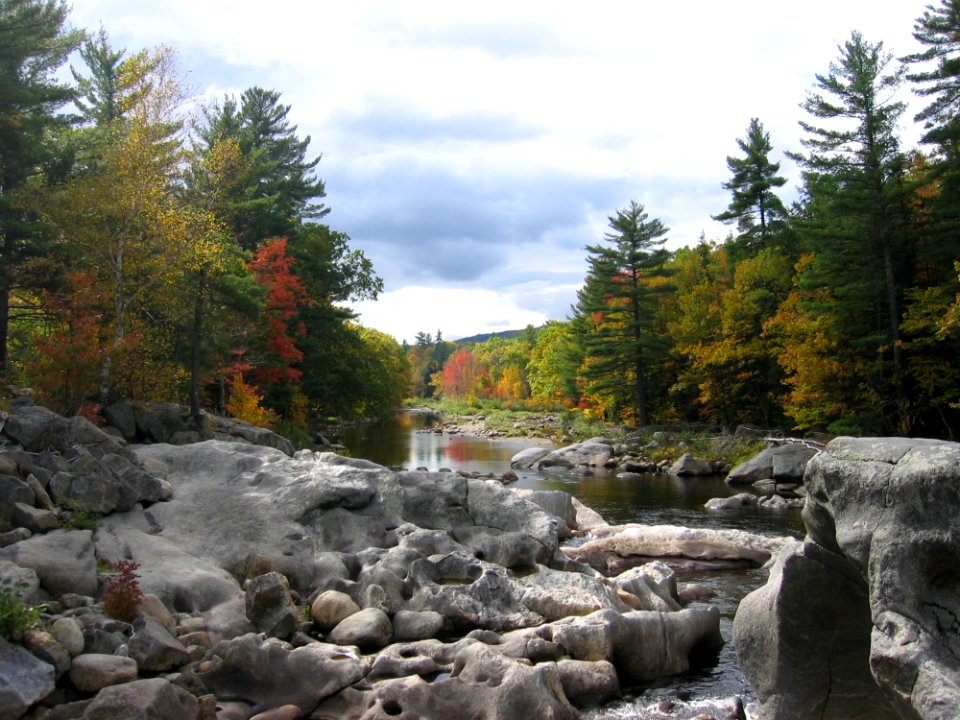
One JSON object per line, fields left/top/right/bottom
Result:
{"left": 454, "top": 329, "right": 527, "bottom": 344}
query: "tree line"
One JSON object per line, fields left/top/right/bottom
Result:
{"left": 0, "top": 1, "right": 410, "bottom": 438}
{"left": 410, "top": 7, "right": 960, "bottom": 439}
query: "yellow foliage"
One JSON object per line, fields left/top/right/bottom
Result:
{"left": 226, "top": 374, "right": 277, "bottom": 429}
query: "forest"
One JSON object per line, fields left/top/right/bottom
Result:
{"left": 2, "top": 1, "right": 959, "bottom": 440}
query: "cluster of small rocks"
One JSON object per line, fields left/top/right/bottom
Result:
{"left": 510, "top": 437, "right": 726, "bottom": 478}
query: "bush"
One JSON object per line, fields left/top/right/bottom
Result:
{"left": 0, "top": 578, "right": 43, "bottom": 642}
{"left": 102, "top": 559, "right": 144, "bottom": 622}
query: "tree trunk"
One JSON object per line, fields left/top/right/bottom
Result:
{"left": 189, "top": 272, "right": 206, "bottom": 423}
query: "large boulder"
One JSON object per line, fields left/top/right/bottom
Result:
{"left": 0, "top": 637, "right": 55, "bottom": 719}
{"left": 193, "top": 633, "right": 366, "bottom": 714}
{"left": 563, "top": 523, "right": 790, "bottom": 575}
{"left": 734, "top": 437, "right": 960, "bottom": 720}
{"left": 536, "top": 439, "right": 615, "bottom": 470}
{"left": 0, "top": 529, "right": 97, "bottom": 597}
{"left": 726, "top": 442, "right": 819, "bottom": 484}
{"left": 244, "top": 572, "right": 299, "bottom": 639}
{"left": 82, "top": 678, "right": 198, "bottom": 720}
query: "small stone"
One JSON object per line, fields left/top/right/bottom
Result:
{"left": 68, "top": 653, "right": 138, "bottom": 692}
{"left": 51, "top": 616, "right": 86, "bottom": 656}
{"left": 310, "top": 589, "right": 360, "bottom": 632}
{"left": 329, "top": 607, "right": 392, "bottom": 650}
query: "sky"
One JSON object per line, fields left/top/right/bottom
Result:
{"left": 67, "top": 0, "right": 933, "bottom": 343}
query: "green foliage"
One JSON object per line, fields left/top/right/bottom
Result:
{"left": 712, "top": 118, "right": 789, "bottom": 258}
{"left": 57, "top": 500, "right": 101, "bottom": 531}
{"left": 574, "top": 201, "right": 673, "bottom": 426}
{"left": 101, "top": 559, "right": 144, "bottom": 623}
{"left": 0, "top": 578, "right": 43, "bottom": 642}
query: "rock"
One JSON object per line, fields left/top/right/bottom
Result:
{"left": 25, "top": 475, "right": 54, "bottom": 510}
{"left": 68, "top": 654, "right": 138, "bottom": 692}
{"left": 610, "top": 561, "right": 681, "bottom": 612}
{"left": 195, "top": 633, "right": 366, "bottom": 714}
{"left": 0, "top": 475, "right": 34, "bottom": 505}
{"left": 726, "top": 443, "right": 819, "bottom": 484}
{"left": 136, "top": 593, "right": 176, "bottom": 634}
{"left": 517, "top": 565, "right": 626, "bottom": 620}
{"left": 244, "top": 572, "right": 299, "bottom": 639}
{"left": 11, "top": 502, "right": 60, "bottom": 533}
{"left": 556, "top": 658, "right": 620, "bottom": 708}
{"left": 249, "top": 705, "right": 301, "bottom": 720}
{"left": 82, "top": 678, "right": 198, "bottom": 720}
{"left": 0, "top": 529, "right": 97, "bottom": 597}
{"left": 570, "top": 497, "right": 608, "bottom": 533}
{"left": 317, "top": 642, "right": 580, "bottom": 720}
{"left": 102, "top": 401, "right": 137, "bottom": 441}
{"left": 309, "top": 589, "right": 360, "bottom": 632}
{"left": 0, "top": 636, "right": 55, "bottom": 719}
{"left": 512, "top": 489, "right": 578, "bottom": 533}
{"left": 22, "top": 629, "right": 71, "bottom": 677}
{"left": 563, "top": 523, "right": 790, "bottom": 575}
{"left": 538, "top": 439, "right": 614, "bottom": 470}
{"left": 405, "top": 555, "right": 543, "bottom": 632}
{"left": 128, "top": 615, "right": 189, "bottom": 672}
{"left": 0, "top": 455, "right": 19, "bottom": 476}
{"left": 392, "top": 609, "right": 446, "bottom": 641}
{"left": 0, "top": 559, "right": 41, "bottom": 603}
{"left": 735, "top": 437, "right": 960, "bottom": 720}
{"left": 328, "top": 607, "right": 392, "bottom": 649}
{"left": 2, "top": 404, "right": 135, "bottom": 463}
{"left": 704, "top": 492, "right": 758, "bottom": 510}
{"left": 51, "top": 617, "right": 86, "bottom": 657}
{"left": 668, "top": 453, "right": 718, "bottom": 476}
{"left": 551, "top": 607, "right": 723, "bottom": 683}
{"left": 509, "top": 447, "right": 551, "bottom": 469}
{"left": 0, "top": 527, "right": 31, "bottom": 547}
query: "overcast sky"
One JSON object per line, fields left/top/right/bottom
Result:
{"left": 68, "top": 0, "right": 932, "bottom": 343}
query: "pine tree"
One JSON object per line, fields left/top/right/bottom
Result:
{"left": 0, "top": 0, "right": 82, "bottom": 374}
{"left": 712, "top": 118, "right": 788, "bottom": 257}
{"left": 198, "top": 87, "right": 328, "bottom": 249}
{"left": 574, "top": 201, "right": 672, "bottom": 426}
{"left": 788, "top": 31, "right": 910, "bottom": 432}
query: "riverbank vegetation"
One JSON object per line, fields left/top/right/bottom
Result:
{"left": 2, "top": 2, "right": 959, "bottom": 441}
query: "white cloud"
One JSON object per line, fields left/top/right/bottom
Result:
{"left": 348, "top": 286, "right": 548, "bottom": 343}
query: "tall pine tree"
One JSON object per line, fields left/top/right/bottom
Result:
{"left": 0, "top": 0, "right": 82, "bottom": 375}
{"left": 712, "top": 118, "right": 789, "bottom": 258}
{"left": 788, "top": 31, "right": 910, "bottom": 432}
{"left": 574, "top": 201, "right": 672, "bottom": 426}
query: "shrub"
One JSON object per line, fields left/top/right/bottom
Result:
{"left": 102, "top": 559, "right": 144, "bottom": 622}
{"left": 0, "top": 578, "right": 43, "bottom": 642}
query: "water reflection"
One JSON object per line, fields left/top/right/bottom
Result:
{"left": 339, "top": 411, "right": 549, "bottom": 477}
{"left": 341, "top": 412, "right": 804, "bottom": 538}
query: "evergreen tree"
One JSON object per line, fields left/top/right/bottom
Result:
{"left": 574, "top": 201, "right": 672, "bottom": 426}
{"left": 712, "top": 118, "right": 789, "bottom": 257}
{"left": 788, "top": 31, "right": 910, "bottom": 432}
{"left": 0, "top": 0, "right": 82, "bottom": 374}
{"left": 902, "top": 1, "right": 960, "bottom": 278}
{"left": 71, "top": 26, "right": 125, "bottom": 125}
{"left": 199, "top": 87, "right": 328, "bottom": 249}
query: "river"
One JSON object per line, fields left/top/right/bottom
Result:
{"left": 339, "top": 412, "right": 805, "bottom": 719}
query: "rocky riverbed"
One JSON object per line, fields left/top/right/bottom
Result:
{"left": 0, "top": 399, "right": 781, "bottom": 720}
{"left": 1, "top": 399, "right": 956, "bottom": 720}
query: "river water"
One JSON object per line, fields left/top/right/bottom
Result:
{"left": 340, "top": 412, "right": 805, "bottom": 719}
